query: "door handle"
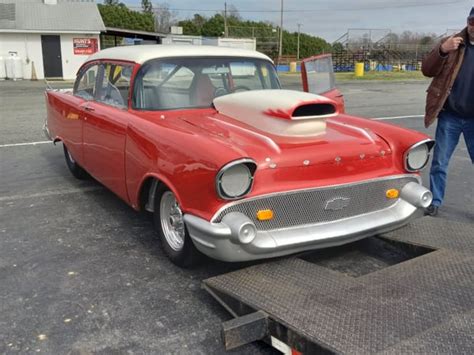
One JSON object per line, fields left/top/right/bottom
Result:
{"left": 83, "top": 106, "right": 95, "bottom": 112}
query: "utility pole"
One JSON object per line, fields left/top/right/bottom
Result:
{"left": 224, "top": 2, "right": 228, "bottom": 37}
{"left": 297, "top": 23, "right": 302, "bottom": 60}
{"left": 278, "top": 0, "right": 283, "bottom": 60}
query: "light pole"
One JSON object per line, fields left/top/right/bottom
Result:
{"left": 278, "top": 0, "right": 283, "bottom": 60}
{"left": 297, "top": 23, "right": 302, "bottom": 60}
{"left": 224, "top": 2, "right": 228, "bottom": 37}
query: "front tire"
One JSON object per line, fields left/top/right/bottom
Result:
{"left": 63, "top": 144, "right": 88, "bottom": 179}
{"left": 153, "top": 186, "right": 202, "bottom": 267}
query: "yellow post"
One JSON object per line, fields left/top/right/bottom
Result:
{"left": 289, "top": 61, "right": 297, "bottom": 73}
{"left": 355, "top": 62, "right": 364, "bottom": 77}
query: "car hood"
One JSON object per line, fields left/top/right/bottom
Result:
{"left": 179, "top": 111, "right": 392, "bottom": 171}
{"left": 175, "top": 90, "right": 389, "bottom": 170}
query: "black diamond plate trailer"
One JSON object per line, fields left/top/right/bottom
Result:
{"left": 203, "top": 217, "right": 474, "bottom": 354}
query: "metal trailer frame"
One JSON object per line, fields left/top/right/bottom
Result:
{"left": 203, "top": 217, "right": 473, "bottom": 354}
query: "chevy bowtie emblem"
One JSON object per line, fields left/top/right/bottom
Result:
{"left": 325, "top": 197, "right": 350, "bottom": 211}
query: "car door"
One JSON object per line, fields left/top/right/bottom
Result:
{"left": 82, "top": 61, "right": 134, "bottom": 201}
{"left": 56, "top": 63, "right": 100, "bottom": 167}
{"left": 301, "top": 54, "right": 345, "bottom": 113}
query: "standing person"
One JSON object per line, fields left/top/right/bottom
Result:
{"left": 422, "top": 7, "right": 474, "bottom": 216}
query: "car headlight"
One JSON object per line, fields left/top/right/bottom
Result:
{"left": 404, "top": 139, "right": 435, "bottom": 172}
{"left": 216, "top": 159, "right": 256, "bottom": 200}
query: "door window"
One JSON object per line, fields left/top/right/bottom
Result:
{"left": 74, "top": 64, "right": 99, "bottom": 100}
{"left": 96, "top": 63, "right": 133, "bottom": 108}
{"left": 302, "top": 55, "right": 336, "bottom": 94}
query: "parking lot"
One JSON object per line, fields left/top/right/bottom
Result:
{"left": 0, "top": 77, "right": 472, "bottom": 354}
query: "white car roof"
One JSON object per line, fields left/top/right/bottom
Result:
{"left": 86, "top": 45, "right": 272, "bottom": 65}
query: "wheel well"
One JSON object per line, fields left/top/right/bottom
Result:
{"left": 139, "top": 177, "right": 162, "bottom": 212}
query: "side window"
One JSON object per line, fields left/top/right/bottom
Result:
{"left": 74, "top": 65, "right": 98, "bottom": 100}
{"left": 135, "top": 63, "right": 195, "bottom": 110}
{"left": 96, "top": 63, "right": 132, "bottom": 108}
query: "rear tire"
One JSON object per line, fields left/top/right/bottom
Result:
{"left": 153, "top": 186, "right": 203, "bottom": 268}
{"left": 63, "top": 144, "right": 88, "bottom": 180}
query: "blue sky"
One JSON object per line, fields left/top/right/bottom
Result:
{"left": 115, "top": 1, "right": 472, "bottom": 41}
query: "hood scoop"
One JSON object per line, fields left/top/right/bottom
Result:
{"left": 213, "top": 89, "right": 337, "bottom": 137}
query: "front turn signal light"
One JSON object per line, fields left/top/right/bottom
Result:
{"left": 257, "top": 209, "right": 274, "bottom": 221}
{"left": 386, "top": 188, "right": 400, "bottom": 199}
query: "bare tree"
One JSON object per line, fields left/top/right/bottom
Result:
{"left": 385, "top": 32, "right": 399, "bottom": 43}
{"left": 227, "top": 4, "right": 241, "bottom": 21}
{"left": 153, "top": 3, "right": 178, "bottom": 33}
{"left": 141, "top": 0, "right": 152, "bottom": 14}
{"left": 400, "top": 31, "right": 415, "bottom": 44}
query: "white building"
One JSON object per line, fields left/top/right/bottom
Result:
{"left": 162, "top": 35, "right": 257, "bottom": 51}
{"left": 0, "top": 0, "right": 105, "bottom": 80}
{"left": 202, "top": 37, "right": 257, "bottom": 51}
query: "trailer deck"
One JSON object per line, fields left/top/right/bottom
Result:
{"left": 203, "top": 217, "right": 473, "bottom": 354}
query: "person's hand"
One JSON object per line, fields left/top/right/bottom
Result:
{"left": 440, "top": 36, "right": 464, "bottom": 54}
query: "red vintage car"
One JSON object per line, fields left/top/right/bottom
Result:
{"left": 44, "top": 45, "right": 434, "bottom": 267}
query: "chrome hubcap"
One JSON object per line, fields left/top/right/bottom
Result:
{"left": 160, "top": 191, "right": 185, "bottom": 251}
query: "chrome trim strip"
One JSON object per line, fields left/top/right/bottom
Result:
{"left": 404, "top": 139, "right": 435, "bottom": 172}
{"left": 42, "top": 122, "right": 52, "bottom": 141}
{"left": 215, "top": 158, "right": 257, "bottom": 200}
{"left": 291, "top": 112, "right": 337, "bottom": 121}
{"left": 211, "top": 174, "right": 421, "bottom": 222}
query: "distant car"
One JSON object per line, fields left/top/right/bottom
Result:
{"left": 44, "top": 45, "right": 433, "bottom": 267}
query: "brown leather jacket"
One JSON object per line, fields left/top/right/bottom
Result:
{"left": 422, "top": 28, "right": 468, "bottom": 128}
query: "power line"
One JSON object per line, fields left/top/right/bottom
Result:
{"left": 123, "top": 0, "right": 466, "bottom": 13}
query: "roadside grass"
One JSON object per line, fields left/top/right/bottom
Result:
{"left": 335, "top": 71, "right": 427, "bottom": 81}
{"left": 280, "top": 71, "right": 427, "bottom": 81}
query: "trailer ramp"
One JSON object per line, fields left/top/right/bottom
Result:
{"left": 203, "top": 217, "right": 473, "bottom": 354}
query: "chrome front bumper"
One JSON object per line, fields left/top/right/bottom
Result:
{"left": 184, "top": 180, "right": 432, "bottom": 262}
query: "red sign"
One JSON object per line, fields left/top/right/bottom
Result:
{"left": 73, "top": 38, "right": 98, "bottom": 55}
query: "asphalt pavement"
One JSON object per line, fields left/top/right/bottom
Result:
{"left": 0, "top": 77, "right": 472, "bottom": 354}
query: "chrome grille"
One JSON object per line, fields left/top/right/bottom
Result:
{"left": 212, "top": 176, "right": 418, "bottom": 231}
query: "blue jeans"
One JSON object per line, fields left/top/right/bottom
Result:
{"left": 429, "top": 110, "right": 474, "bottom": 207}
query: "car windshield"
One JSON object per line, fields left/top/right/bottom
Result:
{"left": 133, "top": 57, "right": 281, "bottom": 110}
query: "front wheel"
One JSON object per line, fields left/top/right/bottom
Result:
{"left": 153, "top": 187, "right": 202, "bottom": 267}
{"left": 63, "top": 144, "right": 88, "bottom": 179}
